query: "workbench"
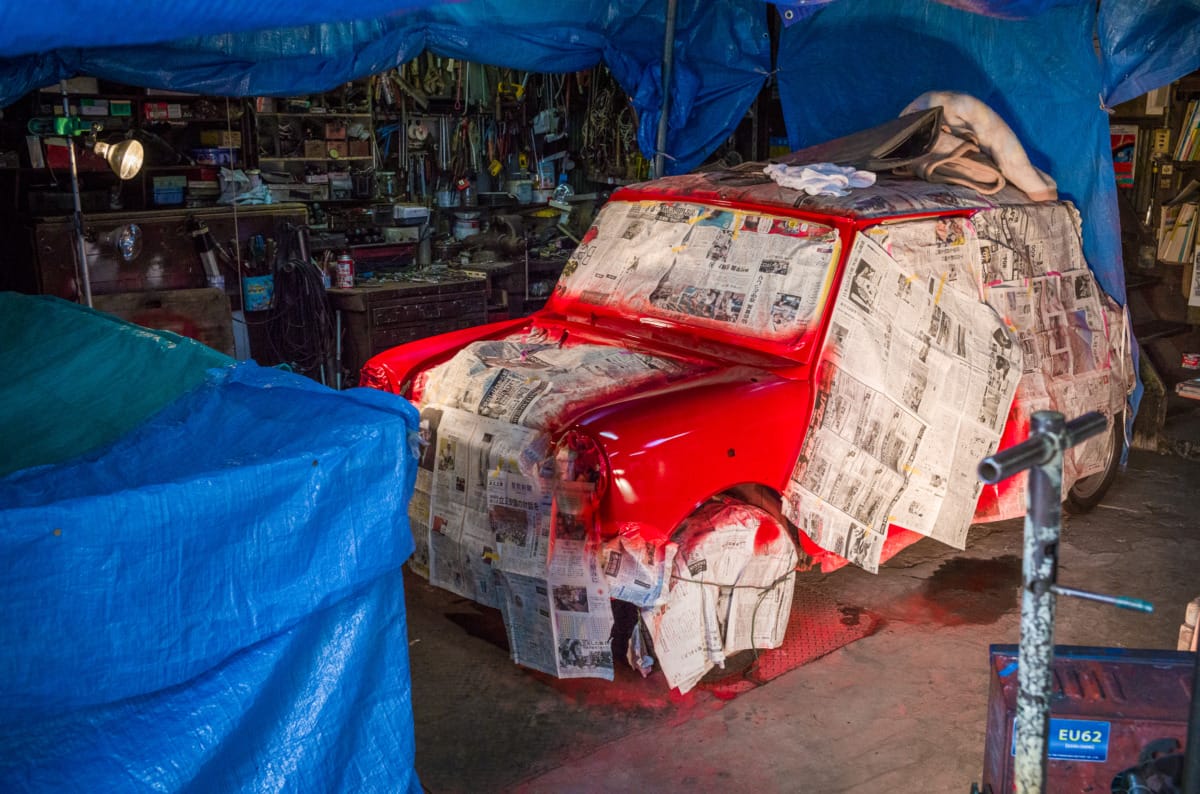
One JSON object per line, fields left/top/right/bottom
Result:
{"left": 327, "top": 273, "right": 487, "bottom": 386}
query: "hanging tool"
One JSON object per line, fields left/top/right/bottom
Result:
{"left": 468, "top": 118, "right": 481, "bottom": 175}
{"left": 454, "top": 60, "right": 464, "bottom": 112}
{"left": 422, "top": 52, "right": 446, "bottom": 95}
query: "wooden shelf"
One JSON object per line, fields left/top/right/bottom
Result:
{"left": 256, "top": 112, "right": 370, "bottom": 119}
{"left": 258, "top": 156, "right": 373, "bottom": 162}
{"left": 1110, "top": 115, "right": 1170, "bottom": 124}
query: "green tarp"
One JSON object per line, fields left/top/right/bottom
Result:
{"left": 0, "top": 292, "right": 232, "bottom": 477}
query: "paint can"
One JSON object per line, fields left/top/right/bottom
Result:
{"left": 453, "top": 211, "right": 482, "bottom": 240}
{"left": 335, "top": 253, "right": 355, "bottom": 288}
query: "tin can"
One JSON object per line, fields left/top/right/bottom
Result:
{"left": 1183, "top": 353, "right": 1200, "bottom": 370}
{"left": 335, "top": 253, "right": 354, "bottom": 288}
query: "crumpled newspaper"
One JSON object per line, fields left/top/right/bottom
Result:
{"left": 763, "top": 161, "right": 876, "bottom": 196}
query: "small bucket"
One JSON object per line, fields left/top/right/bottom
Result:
{"left": 453, "top": 211, "right": 482, "bottom": 240}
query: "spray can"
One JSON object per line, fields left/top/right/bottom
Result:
{"left": 335, "top": 252, "right": 355, "bottom": 288}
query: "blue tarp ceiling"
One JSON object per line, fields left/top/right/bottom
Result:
{"left": 0, "top": 1, "right": 771, "bottom": 177}
{"left": 1, "top": 0, "right": 1198, "bottom": 288}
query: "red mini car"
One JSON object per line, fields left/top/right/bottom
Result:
{"left": 364, "top": 168, "right": 1131, "bottom": 688}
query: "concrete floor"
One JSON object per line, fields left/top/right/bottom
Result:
{"left": 403, "top": 449, "right": 1200, "bottom": 793}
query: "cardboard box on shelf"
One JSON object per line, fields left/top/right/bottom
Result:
{"left": 200, "top": 130, "right": 242, "bottom": 148}
{"left": 39, "top": 77, "right": 99, "bottom": 94}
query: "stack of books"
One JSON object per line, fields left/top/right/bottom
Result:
{"left": 1177, "top": 377, "right": 1200, "bottom": 400}
{"left": 1157, "top": 202, "right": 1198, "bottom": 263}
{"left": 1174, "top": 100, "right": 1200, "bottom": 162}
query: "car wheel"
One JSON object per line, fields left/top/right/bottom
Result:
{"left": 1065, "top": 414, "right": 1123, "bottom": 513}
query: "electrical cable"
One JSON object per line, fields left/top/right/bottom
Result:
{"left": 264, "top": 222, "right": 334, "bottom": 380}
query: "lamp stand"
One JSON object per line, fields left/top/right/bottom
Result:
{"left": 61, "top": 79, "right": 93, "bottom": 308}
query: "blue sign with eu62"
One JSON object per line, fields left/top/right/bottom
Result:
{"left": 1011, "top": 718, "right": 1110, "bottom": 762}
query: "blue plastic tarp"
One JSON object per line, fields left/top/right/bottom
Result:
{"left": 777, "top": 0, "right": 1151, "bottom": 425}
{"left": 0, "top": 1, "right": 770, "bottom": 175}
{"left": 1099, "top": 0, "right": 1200, "bottom": 107}
{"left": 0, "top": 363, "right": 421, "bottom": 792}
{"left": 0, "top": 292, "right": 233, "bottom": 477}
{"left": 2, "top": 1, "right": 1199, "bottom": 183}
{"left": 769, "top": 0, "right": 1087, "bottom": 26}
{"left": 0, "top": 1, "right": 438, "bottom": 57}
{"left": 777, "top": 1, "right": 1123, "bottom": 301}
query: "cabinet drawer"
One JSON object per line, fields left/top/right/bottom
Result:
{"left": 371, "top": 313, "right": 487, "bottom": 350}
{"left": 372, "top": 295, "right": 483, "bottom": 327}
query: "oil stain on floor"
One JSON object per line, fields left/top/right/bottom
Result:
{"left": 917, "top": 554, "right": 1022, "bottom": 626}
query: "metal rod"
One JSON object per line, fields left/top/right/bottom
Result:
{"left": 654, "top": 0, "right": 679, "bottom": 179}
{"left": 979, "top": 411, "right": 1106, "bottom": 485}
{"left": 1049, "top": 584, "right": 1154, "bottom": 613}
{"left": 978, "top": 435, "right": 1052, "bottom": 484}
{"left": 335, "top": 308, "right": 343, "bottom": 391}
{"left": 1012, "top": 410, "right": 1064, "bottom": 794}
{"left": 62, "top": 80, "right": 93, "bottom": 308}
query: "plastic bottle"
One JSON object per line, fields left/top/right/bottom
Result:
{"left": 552, "top": 173, "right": 574, "bottom": 206}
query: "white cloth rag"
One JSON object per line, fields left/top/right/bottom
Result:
{"left": 763, "top": 162, "right": 876, "bottom": 196}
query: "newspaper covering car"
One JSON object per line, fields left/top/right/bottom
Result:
{"left": 365, "top": 166, "right": 1132, "bottom": 691}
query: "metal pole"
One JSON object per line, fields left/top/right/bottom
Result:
{"left": 335, "top": 309, "right": 343, "bottom": 391}
{"left": 979, "top": 410, "right": 1145, "bottom": 794}
{"left": 654, "top": 0, "right": 678, "bottom": 179}
{"left": 1012, "top": 411, "right": 1064, "bottom": 794}
{"left": 62, "top": 80, "right": 93, "bottom": 308}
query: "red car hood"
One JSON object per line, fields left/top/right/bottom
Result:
{"left": 414, "top": 329, "right": 721, "bottom": 434}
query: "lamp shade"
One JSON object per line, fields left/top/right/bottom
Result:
{"left": 93, "top": 139, "right": 144, "bottom": 180}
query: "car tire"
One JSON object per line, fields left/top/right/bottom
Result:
{"left": 1065, "top": 413, "right": 1123, "bottom": 513}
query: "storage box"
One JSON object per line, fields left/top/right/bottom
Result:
{"left": 153, "top": 175, "right": 187, "bottom": 190}
{"left": 191, "top": 147, "right": 239, "bottom": 167}
{"left": 200, "top": 130, "right": 242, "bottom": 148}
{"left": 286, "top": 184, "right": 328, "bottom": 202}
{"left": 982, "top": 645, "right": 1194, "bottom": 794}
{"left": 328, "top": 171, "right": 352, "bottom": 199}
{"left": 79, "top": 98, "right": 108, "bottom": 117}
{"left": 43, "top": 138, "right": 109, "bottom": 172}
{"left": 303, "top": 140, "right": 327, "bottom": 159}
{"left": 154, "top": 188, "right": 185, "bottom": 206}
{"left": 144, "top": 102, "right": 170, "bottom": 121}
{"left": 324, "top": 121, "right": 347, "bottom": 140}
{"left": 348, "top": 140, "right": 371, "bottom": 157}
{"left": 153, "top": 175, "right": 187, "bottom": 206}
{"left": 40, "top": 77, "right": 98, "bottom": 94}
